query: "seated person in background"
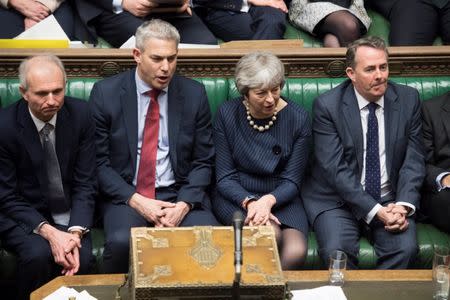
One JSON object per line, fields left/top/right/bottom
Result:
{"left": 366, "top": 0, "right": 450, "bottom": 46}
{"left": 421, "top": 91, "right": 450, "bottom": 233}
{"left": 289, "top": 0, "right": 371, "bottom": 47}
{"left": 89, "top": 19, "right": 219, "bottom": 274}
{"left": 213, "top": 51, "right": 310, "bottom": 270}
{"left": 0, "top": 0, "right": 75, "bottom": 39}
{"left": 302, "top": 36, "right": 424, "bottom": 269}
{"left": 0, "top": 54, "right": 96, "bottom": 300}
{"left": 73, "top": 0, "right": 217, "bottom": 47}
{"left": 193, "top": 0, "right": 290, "bottom": 41}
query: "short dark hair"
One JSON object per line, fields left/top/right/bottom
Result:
{"left": 346, "top": 36, "right": 388, "bottom": 69}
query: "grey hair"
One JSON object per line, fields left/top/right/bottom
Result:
{"left": 135, "top": 19, "right": 180, "bottom": 51}
{"left": 234, "top": 51, "right": 285, "bottom": 96}
{"left": 346, "top": 36, "right": 389, "bottom": 69}
{"left": 19, "top": 54, "right": 66, "bottom": 91}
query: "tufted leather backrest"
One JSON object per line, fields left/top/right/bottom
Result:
{"left": 2, "top": 77, "right": 450, "bottom": 116}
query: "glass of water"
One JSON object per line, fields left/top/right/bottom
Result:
{"left": 433, "top": 246, "right": 450, "bottom": 300}
{"left": 329, "top": 250, "right": 347, "bottom": 286}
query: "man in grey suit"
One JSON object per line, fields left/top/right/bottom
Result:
{"left": 302, "top": 36, "right": 425, "bottom": 269}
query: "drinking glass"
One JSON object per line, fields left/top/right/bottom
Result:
{"left": 329, "top": 250, "right": 347, "bottom": 286}
{"left": 433, "top": 246, "right": 450, "bottom": 300}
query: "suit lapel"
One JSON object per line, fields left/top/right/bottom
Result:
{"left": 120, "top": 70, "right": 139, "bottom": 172}
{"left": 342, "top": 85, "right": 364, "bottom": 174}
{"left": 442, "top": 95, "right": 450, "bottom": 142}
{"left": 383, "top": 85, "right": 400, "bottom": 175}
{"left": 55, "top": 103, "right": 71, "bottom": 178}
{"left": 167, "top": 76, "right": 183, "bottom": 168}
{"left": 17, "top": 100, "right": 46, "bottom": 188}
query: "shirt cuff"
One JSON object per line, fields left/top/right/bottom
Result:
{"left": 33, "top": 221, "right": 49, "bottom": 234}
{"left": 68, "top": 226, "right": 89, "bottom": 236}
{"left": 436, "top": 172, "right": 450, "bottom": 191}
{"left": 395, "top": 202, "right": 415, "bottom": 217}
{"left": 364, "top": 204, "right": 382, "bottom": 224}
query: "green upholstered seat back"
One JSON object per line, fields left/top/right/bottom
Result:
{"left": 2, "top": 77, "right": 450, "bottom": 114}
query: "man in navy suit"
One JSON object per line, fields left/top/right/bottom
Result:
{"left": 73, "top": 0, "right": 217, "bottom": 47}
{"left": 302, "top": 36, "right": 425, "bottom": 269}
{"left": 0, "top": 55, "right": 96, "bottom": 300}
{"left": 193, "top": 0, "right": 289, "bottom": 41}
{"left": 89, "top": 19, "right": 219, "bottom": 274}
{"left": 421, "top": 91, "right": 450, "bottom": 233}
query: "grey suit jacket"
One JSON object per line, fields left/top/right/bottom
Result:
{"left": 302, "top": 80, "right": 425, "bottom": 224}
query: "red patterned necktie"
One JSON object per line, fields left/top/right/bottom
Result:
{"left": 136, "top": 89, "right": 161, "bottom": 199}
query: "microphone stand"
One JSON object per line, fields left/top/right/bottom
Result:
{"left": 232, "top": 211, "right": 244, "bottom": 300}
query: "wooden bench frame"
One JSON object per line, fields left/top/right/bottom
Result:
{"left": 0, "top": 46, "right": 449, "bottom": 79}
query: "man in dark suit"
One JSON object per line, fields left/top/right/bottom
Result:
{"left": 73, "top": 0, "right": 217, "bottom": 47}
{"left": 0, "top": 55, "right": 96, "bottom": 300}
{"left": 302, "top": 36, "right": 425, "bottom": 269}
{"left": 422, "top": 91, "right": 450, "bottom": 233}
{"left": 193, "top": 0, "right": 289, "bottom": 41}
{"left": 365, "top": 0, "right": 450, "bottom": 45}
{"left": 90, "top": 19, "right": 219, "bottom": 274}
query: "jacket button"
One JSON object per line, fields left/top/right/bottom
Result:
{"left": 272, "top": 145, "right": 281, "bottom": 155}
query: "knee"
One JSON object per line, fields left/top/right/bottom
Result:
{"left": 337, "top": 18, "right": 361, "bottom": 41}
{"left": 258, "top": 8, "right": 286, "bottom": 27}
{"left": 104, "top": 229, "right": 131, "bottom": 256}
{"left": 21, "top": 246, "right": 53, "bottom": 268}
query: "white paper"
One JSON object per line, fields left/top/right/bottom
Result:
{"left": 119, "top": 35, "right": 220, "bottom": 49}
{"left": 14, "top": 15, "right": 69, "bottom": 41}
{"left": 43, "top": 285, "right": 97, "bottom": 300}
{"left": 291, "top": 285, "right": 347, "bottom": 300}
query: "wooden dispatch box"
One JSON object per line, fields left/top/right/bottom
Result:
{"left": 129, "top": 226, "right": 287, "bottom": 299}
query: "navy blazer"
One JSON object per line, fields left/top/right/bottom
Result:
{"left": 89, "top": 69, "right": 214, "bottom": 208}
{"left": 302, "top": 80, "right": 425, "bottom": 224}
{"left": 194, "top": 0, "right": 243, "bottom": 12}
{"left": 0, "top": 98, "right": 96, "bottom": 233}
{"left": 422, "top": 91, "right": 450, "bottom": 192}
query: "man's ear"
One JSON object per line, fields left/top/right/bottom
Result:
{"left": 19, "top": 85, "right": 27, "bottom": 101}
{"left": 133, "top": 48, "right": 141, "bottom": 64}
{"left": 346, "top": 67, "right": 355, "bottom": 82}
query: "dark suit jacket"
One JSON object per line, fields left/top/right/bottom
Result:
{"left": 73, "top": 0, "right": 113, "bottom": 43}
{"left": 0, "top": 97, "right": 96, "bottom": 234}
{"left": 89, "top": 69, "right": 214, "bottom": 208}
{"left": 422, "top": 91, "right": 450, "bottom": 192}
{"left": 194, "top": 0, "right": 243, "bottom": 12}
{"left": 302, "top": 80, "right": 425, "bottom": 224}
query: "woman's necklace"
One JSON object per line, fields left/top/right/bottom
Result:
{"left": 244, "top": 101, "right": 278, "bottom": 132}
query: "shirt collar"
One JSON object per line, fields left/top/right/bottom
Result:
{"left": 28, "top": 107, "right": 57, "bottom": 133}
{"left": 135, "top": 69, "right": 168, "bottom": 96}
{"left": 354, "top": 87, "right": 384, "bottom": 110}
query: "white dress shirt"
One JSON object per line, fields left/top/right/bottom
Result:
{"left": 133, "top": 70, "right": 176, "bottom": 189}
{"left": 354, "top": 88, "right": 415, "bottom": 224}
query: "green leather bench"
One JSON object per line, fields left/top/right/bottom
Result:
{"left": 1, "top": 75, "right": 450, "bottom": 282}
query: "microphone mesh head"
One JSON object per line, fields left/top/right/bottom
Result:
{"left": 233, "top": 210, "right": 244, "bottom": 222}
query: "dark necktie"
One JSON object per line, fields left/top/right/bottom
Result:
{"left": 136, "top": 89, "right": 161, "bottom": 199}
{"left": 365, "top": 102, "right": 381, "bottom": 201}
{"left": 41, "top": 123, "right": 68, "bottom": 213}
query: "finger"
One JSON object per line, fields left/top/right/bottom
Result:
{"left": 269, "top": 214, "right": 281, "bottom": 225}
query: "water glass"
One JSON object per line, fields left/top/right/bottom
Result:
{"left": 329, "top": 250, "right": 347, "bottom": 286}
{"left": 433, "top": 246, "right": 450, "bottom": 300}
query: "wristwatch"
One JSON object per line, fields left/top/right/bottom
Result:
{"left": 242, "top": 195, "right": 259, "bottom": 210}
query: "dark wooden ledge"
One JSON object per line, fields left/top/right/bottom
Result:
{"left": 0, "top": 46, "right": 449, "bottom": 78}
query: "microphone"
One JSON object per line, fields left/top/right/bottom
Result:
{"left": 233, "top": 210, "right": 244, "bottom": 284}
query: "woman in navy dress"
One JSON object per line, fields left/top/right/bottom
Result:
{"left": 213, "top": 52, "right": 311, "bottom": 269}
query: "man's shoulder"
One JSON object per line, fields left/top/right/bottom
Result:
{"left": 423, "top": 91, "right": 450, "bottom": 110}
{"left": 94, "top": 69, "right": 133, "bottom": 87}
{"left": 315, "top": 79, "right": 352, "bottom": 106}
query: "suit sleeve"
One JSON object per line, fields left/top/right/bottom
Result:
{"left": 313, "top": 96, "right": 378, "bottom": 220}
{"left": 0, "top": 127, "right": 46, "bottom": 233}
{"left": 176, "top": 86, "right": 215, "bottom": 207}
{"left": 89, "top": 83, "right": 135, "bottom": 205}
{"left": 394, "top": 91, "right": 425, "bottom": 207}
{"left": 271, "top": 110, "right": 311, "bottom": 207}
{"left": 68, "top": 103, "right": 96, "bottom": 229}
{"left": 422, "top": 100, "right": 446, "bottom": 192}
{"left": 214, "top": 106, "right": 252, "bottom": 206}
